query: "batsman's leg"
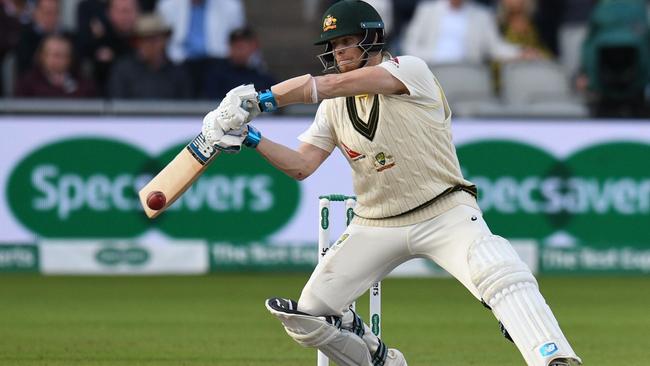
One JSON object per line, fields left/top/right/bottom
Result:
{"left": 266, "top": 224, "right": 410, "bottom": 366}
{"left": 410, "top": 205, "right": 581, "bottom": 366}
{"left": 265, "top": 297, "right": 374, "bottom": 366}
{"left": 467, "top": 234, "right": 582, "bottom": 366}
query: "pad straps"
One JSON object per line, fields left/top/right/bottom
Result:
{"left": 371, "top": 339, "right": 388, "bottom": 366}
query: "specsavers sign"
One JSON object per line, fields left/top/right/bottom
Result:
{"left": 7, "top": 138, "right": 299, "bottom": 241}
{"left": 1, "top": 117, "right": 649, "bottom": 274}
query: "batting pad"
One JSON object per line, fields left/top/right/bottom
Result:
{"left": 265, "top": 298, "right": 374, "bottom": 366}
{"left": 468, "top": 236, "right": 582, "bottom": 366}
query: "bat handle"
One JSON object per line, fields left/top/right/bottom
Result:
{"left": 241, "top": 99, "right": 258, "bottom": 113}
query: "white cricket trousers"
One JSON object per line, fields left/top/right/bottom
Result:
{"left": 298, "top": 204, "right": 486, "bottom": 315}
{"left": 297, "top": 204, "right": 582, "bottom": 366}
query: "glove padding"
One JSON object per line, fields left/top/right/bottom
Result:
{"left": 202, "top": 84, "right": 261, "bottom": 145}
{"left": 220, "top": 84, "right": 260, "bottom": 127}
{"left": 204, "top": 123, "right": 247, "bottom": 154}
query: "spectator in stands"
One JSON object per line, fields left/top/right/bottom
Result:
{"left": 202, "top": 27, "right": 275, "bottom": 100}
{"left": 75, "top": 0, "right": 109, "bottom": 52}
{"left": 1, "top": 0, "right": 31, "bottom": 53}
{"left": 578, "top": 0, "right": 650, "bottom": 118}
{"left": 497, "top": 0, "right": 549, "bottom": 58}
{"left": 534, "top": 0, "right": 596, "bottom": 56}
{"left": 156, "top": 0, "right": 245, "bottom": 95}
{"left": 77, "top": 0, "right": 139, "bottom": 95}
{"left": 15, "top": 34, "right": 96, "bottom": 97}
{"left": 15, "top": 0, "right": 62, "bottom": 75}
{"left": 1, "top": 0, "right": 27, "bottom": 95}
{"left": 1, "top": 0, "right": 32, "bottom": 23}
{"left": 107, "top": 13, "right": 191, "bottom": 99}
{"left": 401, "top": 0, "right": 532, "bottom": 65}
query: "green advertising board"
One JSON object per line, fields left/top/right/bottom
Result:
{"left": 458, "top": 140, "right": 650, "bottom": 273}
{"left": 0, "top": 245, "right": 39, "bottom": 273}
{"left": 6, "top": 137, "right": 300, "bottom": 241}
{"left": 1, "top": 117, "right": 649, "bottom": 274}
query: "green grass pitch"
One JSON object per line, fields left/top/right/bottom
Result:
{"left": 0, "top": 274, "right": 648, "bottom": 365}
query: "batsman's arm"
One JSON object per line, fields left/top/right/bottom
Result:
{"left": 257, "top": 66, "right": 408, "bottom": 112}
{"left": 255, "top": 138, "right": 330, "bottom": 181}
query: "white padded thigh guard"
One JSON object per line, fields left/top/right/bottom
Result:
{"left": 468, "top": 235, "right": 582, "bottom": 366}
{"left": 266, "top": 300, "right": 372, "bottom": 366}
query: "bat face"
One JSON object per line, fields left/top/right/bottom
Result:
{"left": 138, "top": 133, "right": 221, "bottom": 218}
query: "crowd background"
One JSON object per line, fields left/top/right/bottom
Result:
{"left": 0, "top": 0, "right": 649, "bottom": 118}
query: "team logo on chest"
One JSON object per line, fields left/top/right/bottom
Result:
{"left": 342, "top": 142, "right": 366, "bottom": 161}
{"left": 374, "top": 152, "right": 396, "bottom": 172}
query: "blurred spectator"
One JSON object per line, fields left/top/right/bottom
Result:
{"left": 107, "top": 13, "right": 191, "bottom": 99}
{"left": 202, "top": 27, "right": 275, "bottom": 100}
{"left": 1, "top": 0, "right": 32, "bottom": 23}
{"left": 15, "top": 0, "right": 62, "bottom": 75}
{"left": 156, "top": 0, "right": 244, "bottom": 94}
{"left": 137, "top": 0, "right": 156, "bottom": 12}
{"left": 497, "top": 0, "right": 549, "bottom": 58}
{"left": 535, "top": 0, "right": 596, "bottom": 56}
{"left": 364, "top": 0, "right": 393, "bottom": 35}
{"left": 379, "top": 0, "right": 418, "bottom": 54}
{"left": 475, "top": 0, "right": 497, "bottom": 6}
{"left": 579, "top": 0, "right": 650, "bottom": 118}
{"left": 1, "top": 0, "right": 31, "bottom": 54}
{"left": 77, "top": 0, "right": 139, "bottom": 94}
{"left": 1, "top": 0, "right": 27, "bottom": 94}
{"left": 402, "top": 0, "right": 526, "bottom": 65}
{"left": 76, "top": 0, "right": 109, "bottom": 45}
{"left": 15, "top": 34, "right": 96, "bottom": 97}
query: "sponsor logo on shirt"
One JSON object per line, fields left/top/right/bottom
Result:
{"left": 374, "top": 152, "right": 396, "bottom": 172}
{"left": 342, "top": 142, "right": 366, "bottom": 161}
{"left": 388, "top": 57, "right": 400, "bottom": 67}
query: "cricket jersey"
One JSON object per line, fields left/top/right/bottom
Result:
{"left": 299, "top": 55, "right": 478, "bottom": 227}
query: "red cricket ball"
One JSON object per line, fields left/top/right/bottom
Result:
{"left": 146, "top": 191, "right": 167, "bottom": 210}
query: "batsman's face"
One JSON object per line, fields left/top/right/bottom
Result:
{"left": 330, "top": 35, "right": 364, "bottom": 73}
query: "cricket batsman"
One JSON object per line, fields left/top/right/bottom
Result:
{"left": 201, "top": 1, "right": 583, "bottom": 365}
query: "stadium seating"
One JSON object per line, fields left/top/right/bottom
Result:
{"left": 429, "top": 63, "right": 502, "bottom": 116}
{"left": 500, "top": 60, "right": 587, "bottom": 116}
{"left": 558, "top": 24, "right": 588, "bottom": 77}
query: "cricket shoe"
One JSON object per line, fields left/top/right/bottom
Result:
{"left": 548, "top": 360, "right": 569, "bottom": 366}
{"left": 549, "top": 359, "right": 570, "bottom": 366}
{"left": 385, "top": 348, "right": 407, "bottom": 366}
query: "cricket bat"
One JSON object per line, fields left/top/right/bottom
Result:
{"left": 138, "top": 132, "right": 221, "bottom": 219}
{"left": 138, "top": 76, "right": 314, "bottom": 218}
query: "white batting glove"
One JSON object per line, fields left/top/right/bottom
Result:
{"left": 201, "top": 110, "right": 247, "bottom": 152}
{"left": 227, "top": 84, "right": 262, "bottom": 123}
{"left": 219, "top": 84, "right": 262, "bottom": 127}
{"left": 202, "top": 85, "right": 262, "bottom": 143}
{"left": 201, "top": 122, "right": 247, "bottom": 154}
{"left": 216, "top": 126, "right": 247, "bottom": 154}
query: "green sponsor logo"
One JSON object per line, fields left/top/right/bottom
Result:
{"left": 371, "top": 314, "right": 380, "bottom": 336}
{"left": 155, "top": 146, "right": 300, "bottom": 241}
{"left": 320, "top": 207, "right": 330, "bottom": 229}
{"left": 346, "top": 207, "right": 354, "bottom": 225}
{"left": 7, "top": 138, "right": 301, "bottom": 241}
{"left": 7, "top": 138, "right": 152, "bottom": 238}
{"left": 458, "top": 141, "right": 650, "bottom": 247}
{"left": 95, "top": 246, "right": 150, "bottom": 266}
{"left": 0, "top": 245, "right": 39, "bottom": 272}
